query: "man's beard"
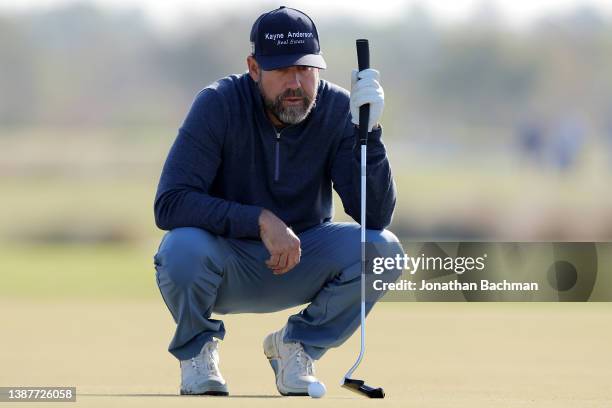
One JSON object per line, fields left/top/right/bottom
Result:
{"left": 259, "top": 83, "right": 317, "bottom": 125}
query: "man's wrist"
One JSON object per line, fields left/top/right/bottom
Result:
{"left": 258, "top": 208, "right": 272, "bottom": 234}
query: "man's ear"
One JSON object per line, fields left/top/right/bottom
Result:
{"left": 247, "top": 55, "right": 261, "bottom": 82}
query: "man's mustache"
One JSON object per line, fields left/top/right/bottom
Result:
{"left": 280, "top": 88, "right": 306, "bottom": 99}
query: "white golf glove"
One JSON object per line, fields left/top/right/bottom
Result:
{"left": 350, "top": 68, "right": 384, "bottom": 132}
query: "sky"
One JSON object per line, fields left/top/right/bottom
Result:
{"left": 1, "top": 0, "right": 611, "bottom": 29}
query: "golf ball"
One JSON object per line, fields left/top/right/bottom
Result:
{"left": 308, "top": 381, "right": 326, "bottom": 398}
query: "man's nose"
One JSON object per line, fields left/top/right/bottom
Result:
{"left": 286, "top": 70, "right": 301, "bottom": 89}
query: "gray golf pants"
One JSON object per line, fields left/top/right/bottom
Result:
{"left": 154, "top": 222, "right": 403, "bottom": 361}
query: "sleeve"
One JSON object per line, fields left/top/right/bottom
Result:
{"left": 154, "top": 89, "right": 263, "bottom": 238}
{"left": 330, "top": 119, "right": 396, "bottom": 229}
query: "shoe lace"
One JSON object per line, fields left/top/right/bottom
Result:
{"left": 287, "top": 343, "right": 314, "bottom": 376}
{"left": 191, "top": 340, "right": 219, "bottom": 373}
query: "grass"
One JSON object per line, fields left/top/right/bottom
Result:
{"left": 0, "top": 243, "right": 160, "bottom": 299}
{"left": 1, "top": 300, "right": 610, "bottom": 407}
{"left": 2, "top": 240, "right": 611, "bottom": 301}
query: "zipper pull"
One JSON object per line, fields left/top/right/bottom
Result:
{"left": 274, "top": 131, "right": 280, "bottom": 182}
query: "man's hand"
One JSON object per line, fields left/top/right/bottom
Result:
{"left": 350, "top": 68, "right": 384, "bottom": 132}
{"left": 259, "top": 209, "right": 301, "bottom": 275}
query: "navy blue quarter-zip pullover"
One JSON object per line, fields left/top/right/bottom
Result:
{"left": 154, "top": 73, "right": 396, "bottom": 239}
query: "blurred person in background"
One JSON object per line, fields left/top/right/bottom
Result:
{"left": 517, "top": 118, "right": 545, "bottom": 167}
{"left": 549, "top": 114, "right": 586, "bottom": 173}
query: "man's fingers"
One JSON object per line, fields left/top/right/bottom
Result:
{"left": 351, "top": 68, "right": 359, "bottom": 87}
{"left": 273, "top": 247, "right": 301, "bottom": 275}
{"left": 357, "top": 68, "right": 380, "bottom": 80}
{"left": 352, "top": 78, "right": 381, "bottom": 92}
{"left": 271, "top": 253, "right": 293, "bottom": 275}
{"left": 288, "top": 250, "right": 300, "bottom": 271}
{"left": 273, "top": 267, "right": 287, "bottom": 275}
{"left": 266, "top": 253, "right": 280, "bottom": 268}
{"left": 267, "top": 250, "right": 288, "bottom": 270}
{"left": 277, "top": 252, "right": 288, "bottom": 269}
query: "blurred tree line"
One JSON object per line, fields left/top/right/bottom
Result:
{"left": 3, "top": 3, "right": 612, "bottom": 242}
{"left": 2, "top": 3, "right": 612, "bottom": 140}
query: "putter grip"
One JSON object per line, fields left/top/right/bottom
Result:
{"left": 356, "top": 39, "right": 370, "bottom": 145}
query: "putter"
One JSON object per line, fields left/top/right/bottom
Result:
{"left": 341, "top": 38, "right": 385, "bottom": 399}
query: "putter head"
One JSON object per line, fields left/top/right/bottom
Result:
{"left": 342, "top": 378, "right": 385, "bottom": 398}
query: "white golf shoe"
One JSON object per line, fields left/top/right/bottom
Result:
{"left": 179, "top": 338, "right": 228, "bottom": 396}
{"left": 263, "top": 326, "right": 319, "bottom": 396}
